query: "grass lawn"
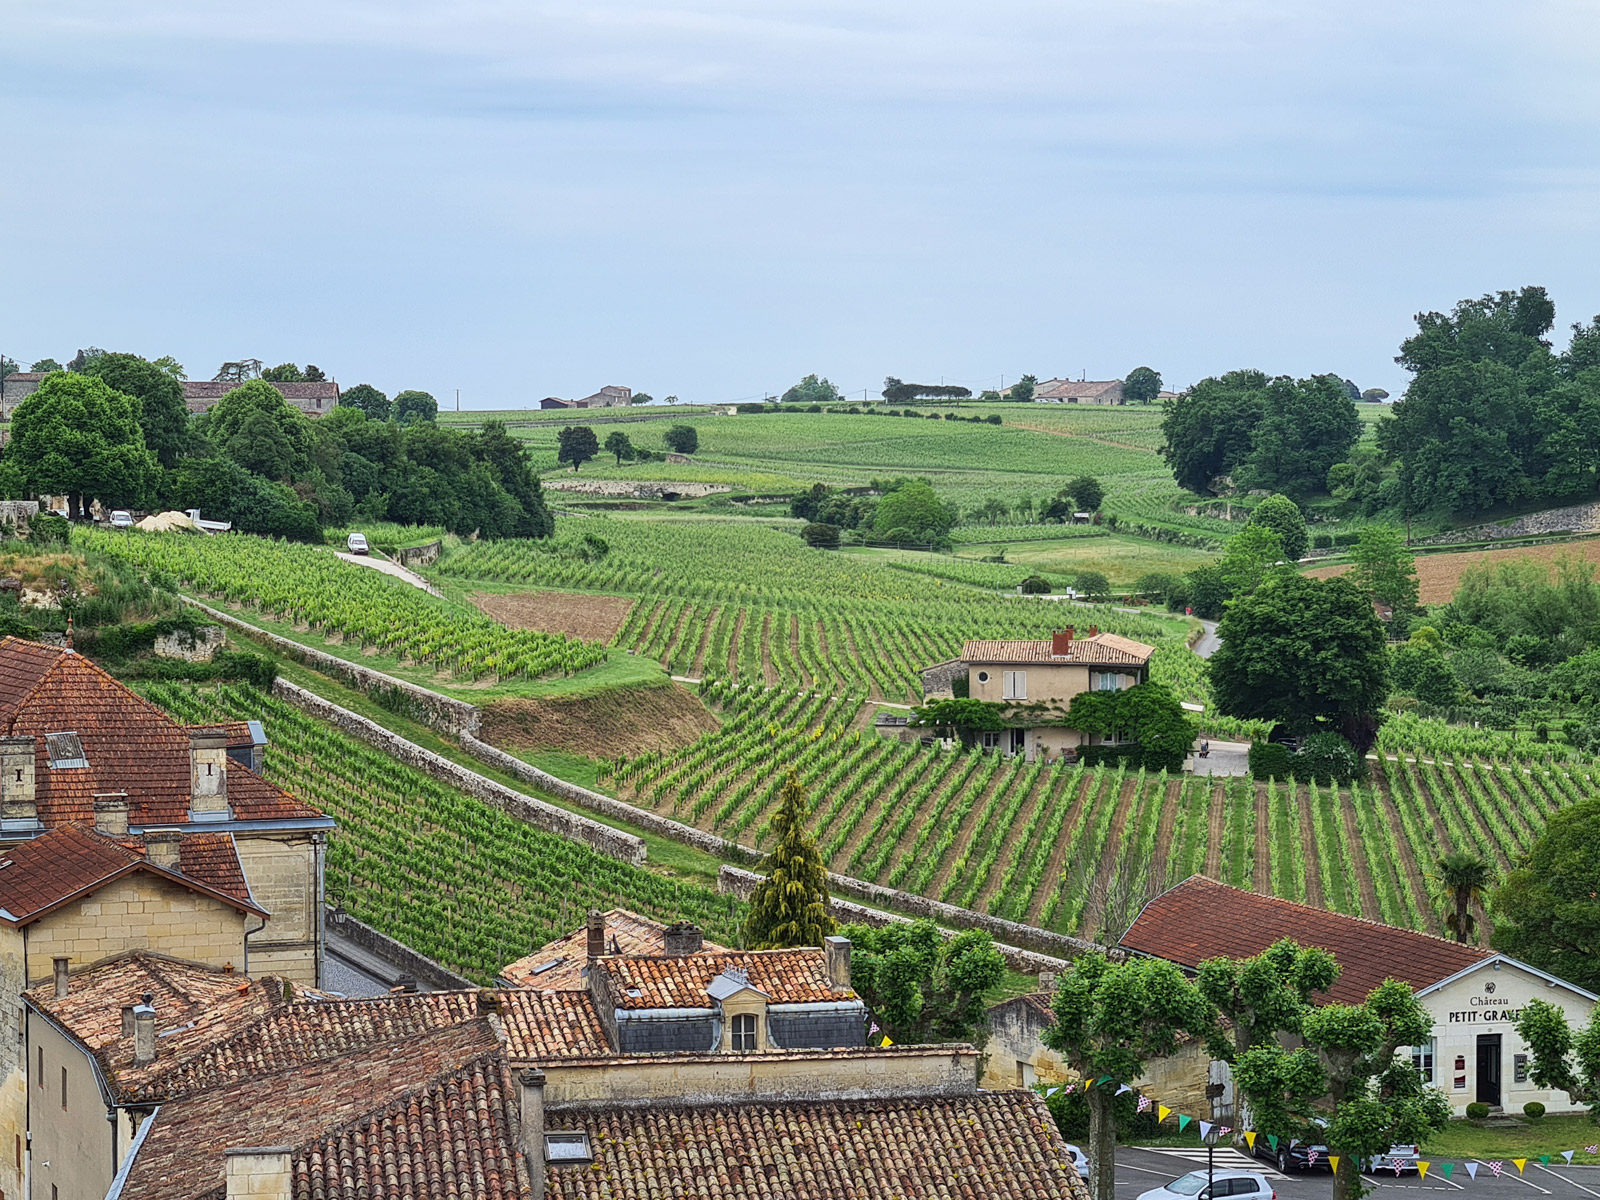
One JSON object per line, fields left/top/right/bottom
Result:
{"left": 1422, "top": 1115, "right": 1600, "bottom": 1163}
{"left": 957, "top": 535, "right": 1218, "bottom": 585}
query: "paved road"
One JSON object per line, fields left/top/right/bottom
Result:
{"left": 1194, "top": 619, "right": 1221, "bottom": 659}
{"left": 334, "top": 550, "right": 444, "bottom": 597}
{"left": 1112, "top": 1147, "right": 1600, "bottom": 1200}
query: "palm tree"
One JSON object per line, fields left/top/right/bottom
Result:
{"left": 1433, "top": 851, "right": 1494, "bottom": 943}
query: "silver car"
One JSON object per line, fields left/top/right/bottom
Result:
{"left": 1138, "top": 1169, "right": 1277, "bottom": 1200}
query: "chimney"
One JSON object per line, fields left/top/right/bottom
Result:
{"left": 189, "top": 728, "right": 230, "bottom": 820}
{"left": 133, "top": 996, "right": 157, "bottom": 1064}
{"left": 0, "top": 735, "right": 37, "bottom": 827}
{"left": 663, "top": 921, "right": 703, "bottom": 956}
{"left": 1088, "top": 625, "right": 1099, "bottom": 638}
{"left": 1051, "top": 628, "right": 1075, "bottom": 658}
{"left": 586, "top": 910, "right": 605, "bottom": 959}
{"left": 224, "top": 1147, "right": 292, "bottom": 1200}
{"left": 121, "top": 1006, "right": 135, "bottom": 1037}
{"left": 143, "top": 830, "right": 182, "bottom": 871}
{"left": 93, "top": 792, "right": 130, "bottom": 837}
{"left": 824, "top": 935, "right": 852, "bottom": 991}
{"left": 518, "top": 1068, "right": 547, "bottom": 1184}
{"left": 52, "top": 956, "right": 69, "bottom": 999}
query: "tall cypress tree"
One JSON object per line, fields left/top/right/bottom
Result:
{"left": 742, "top": 772, "right": 836, "bottom": 950}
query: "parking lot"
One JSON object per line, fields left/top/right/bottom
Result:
{"left": 1112, "top": 1147, "right": 1600, "bottom": 1200}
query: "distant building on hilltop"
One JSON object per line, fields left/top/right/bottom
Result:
{"left": 183, "top": 378, "right": 341, "bottom": 417}
{"left": 0, "top": 372, "right": 47, "bottom": 418}
{"left": 540, "top": 384, "right": 634, "bottom": 410}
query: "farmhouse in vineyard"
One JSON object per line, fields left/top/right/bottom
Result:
{"left": 1122, "top": 877, "right": 1599, "bottom": 1118}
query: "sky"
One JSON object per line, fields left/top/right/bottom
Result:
{"left": 3, "top": 1, "right": 1599, "bottom": 407}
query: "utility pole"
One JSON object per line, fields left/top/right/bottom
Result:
{"left": 456, "top": 388, "right": 460, "bottom": 412}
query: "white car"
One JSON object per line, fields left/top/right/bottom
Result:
{"left": 1064, "top": 1143, "right": 1089, "bottom": 1181}
{"left": 1138, "top": 1169, "right": 1277, "bottom": 1200}
{"left": 346, "top": 532, "right": 370, "bottom": 555}
{"left": 109, "top": 510, "right": 133, "bottom": 529}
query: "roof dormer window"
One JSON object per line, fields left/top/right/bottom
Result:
{"left": 45, "top": 732, "right": 88, "bottom": 769}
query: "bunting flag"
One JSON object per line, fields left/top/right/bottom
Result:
{"left": 1218, "top": 1128, "right": 1232, "bottom": 1138}
{"left": 1179, "top": 1115, "right": 1192, "bottom": 1133}
{"left": 1290, "top": 1140, "right": 1300, "bottom": 1150}
{"left": 880, "top": 1035, "right": 893, "bottom": 1048}
{"left": 1045, "top": 1088, "right": 1059, "bottom": 1098}
{"left": 1268, "top": 1135, "right": 1279, "bottom": 1153}
{"left": 1065, "top": 1083, "right": 1077, "bottom": 1093}
{"left": 1564, "top": 1152, "right": 1576, "bottom": 1165}
{"left": 1137, "top": 1095, "right": 1151, "bottom": 1113}
{"left": 1307, "top": 1151, "right": 1321, "bottom": 1167}
{"left": 1488, "top": 1162, "right": 1504, "bottom": 1178}
{"left": 1199, "top": 1122, "right": 1213, "bottom": 1141}
{"left": 1539, "top": 1156, "right": 1551, "bottom": 1166}
{"left": 1513, "top": 1160, "right": 1527, "bottom": 1175}
{"left": 1329, "top": 1157, "right": 1340, "bottom": 1175}
{"left": 1117, "top": 1085, "right": 1132, "bottom": 1096}
{"left": 1441, "top": 1164, "right": 1455, "bottom": 1180}
{"left": 1244, "top": 1132, "right": 1257, "bottom": 1151}
{"left": 1419, "top": 1162, "right": 1430, "bottom": 1180}
{"left": 1589, "top": 1146, "right": 1600, "bottom": 1155}
{"left": 1158, "top": 1105, "right": 1172, "bottom": 1124}
{"left": 1465, "top": 1163, "right": 1478, "bottom": 1180}
{"left": 1098, "top": 1075, "right": 1113, "bottom": 1087}
{"left": 869, "top": 1021, "right": 879, "bottom": 1035}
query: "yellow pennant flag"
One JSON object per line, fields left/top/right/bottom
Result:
{"left": 1158, "top": 1105, "right": 1172, "bottom": 1124}
{"left": 1244, "top": 1133, "right": 1257, "bottom": 1151}
{"left": 881, "top": 1035, "right": 893, "bottom": 1048}
{"left": 1419, "top": 1163, "right": 1430, "bottom": 1180}
{"left": 1329, "top": 1157, "right": 1341, "bottom": 1175}
{"left": 1513, "top": 1160, "right": 1528, "bottom": 1175}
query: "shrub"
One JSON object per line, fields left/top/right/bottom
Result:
{"left": 1249, "top": 741, "right": 1292, "bottom": 781}
{"left": 1523, "top": 1102, "right": 1545, "bottom": 1120}
{"left": 1020, "top": 575, "right": 1052, "bottom": 595}
{"left": 1466, "top": 1102, "right": 1490, "bottom": 1120}
{"left": 801, "top": 523, "right": 840, "bottom": 549}
{"left": 985, "top": 414, "right": 1002, "bottom": 425}
{"left": 1292, "top": 731, "right": 1364, "bottom": 785}
{"left": 27, "top": 513, "right": 70, "bottom": 547}
{"left": 1312, "top": 533, "right": 1334, "bottom": 550}
{"left": 1334, "top": 531, "right": 1359, "bottom": 547}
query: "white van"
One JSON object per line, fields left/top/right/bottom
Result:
{"left": 347, "top": 532, "right": 370, "bottom": 555}
{"left": 109, "top": 510, "right": 134, "bottom": 529}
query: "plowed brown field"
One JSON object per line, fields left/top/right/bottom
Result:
{"left": 1306, "top": 537, "right": 1600, "bottom": 604}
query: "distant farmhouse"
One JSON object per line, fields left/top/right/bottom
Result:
{"left": 540, "top": 384, "right": 634, "bottom": 410}
{"left": 1021, "top": 378, "right": 1184, "bottom": 405}
{"left": 0, "top": 372, "right": 47, "bottom": 418}
{"left": 183, "top": 379, "right": 341, "bottom": 417}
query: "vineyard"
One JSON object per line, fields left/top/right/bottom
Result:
{"left": 597, "top": 682, "right": 1595, "bottom": 941}
{"left": 80, "top": 528, "right": 609, "bottom": 682}
{"left": 138, "top": 682, "right": 742, "bottom": 981}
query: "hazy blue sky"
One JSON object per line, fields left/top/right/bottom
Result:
{"left": 3, "top": 1, "right": 1598, "bottom": 406}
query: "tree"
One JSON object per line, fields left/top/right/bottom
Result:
{"left": 663, "top": 394, "right": 679, "bottom": 405}
{"left": 82, "top": 352, "right": 190, "bottom": 468}
{"left": 168, "top": 457, "right": 322, "bottom": 541}
{"left": 1123, "top": 366, "right": 1163, "bottom": 403}
{"left": 842, "top": 920, "right": 1003, "bottom": 1046}
{"left": 603, "top": 430, "right": 634, "bottom": 465}
{"left": 261, "top": 362, "right": 306, "bottom": 382}
{"left": 1074, "top": 570, "right": 1112, "bottom": 602}
{"left": 203, "top": 380, "right": 313, "bottom": 480}
{"left": 1068, "top": 475, "right": 1105, "bottom": 513}
{"left": 340, "top": 383, "right": 391, "bottom": 421}
{"left": 1135, "top": 572, "right": 1178, "bottom": 604}
{"left": 1491, "top": 796, "right": 1600, "bottom": 990}
{"left": 151, "top": 355, "right": 186, "bottom": 380}
{"left": 742, "top": 772, "right": 836, "bottom": 950}
{"left": 1010, "top": 374, "right": 1037, "bottom": 402}
{"left": 555, "top": 425, "right": 599, "bottom": 471}
{"left": 1432, "top": 851, "right": 1493, "bottom": 944}
{"left": 1217, "top": 525, "right": 1287, "bottom": 599}
{"left": 1044, "top": 953, "right": 1215, "bottom": 1200}
{"left": 632, "top": 393, "right": 654, "bottom": 405}
{"left": 1237, "top": 376, "right": 1363, "bottom": 499}
{"left": 1159, "top": 370, "right": 1267, "bottom": 494}
{"left": 910, "top": 697, "right": 1005, "bottom": 747}
{"left": 872, "top": 480, "right": 954, "bottom": 542}
{"left": 225, "top": 409, "right": 301, "bottom": 480}
{"left": 1248, "top": 494, "right": 1309, "bottom": 561}
{"left": 1196, "top": 938, "right": 1339, "bottom": 1063}
{"left": 1361, "top": 388, "right": 1389, "bottom": 403}
{"left": 303, "top": 364, "right": 327, "bottom": 382}
{"left": 781, "top": 374, "right": 842, "bottom": 405}
{"left": 1514, "top": 1000, "right": 1600, "bottom": 1120}
{"left": 30, "top": 358, "right": 63, "bottom": 373}
{"left": 7, "top": 373, "right": 159, "bottom": 518}
{"left": 393, "top": 389, "right": 438, "bottom": 423}
{"left": 1063, "top": 683, "right": 1198, "bottom": 772}
{"left": 1209, "top": 573, "right": 1389, "bottom": 749}
{"left": 1347, "top": 526, "right": 1419, "bottom": 614}
{"left": 0, "top": 356, "right": 18, "bottom": 379}
{"left": 801, "top": 522, "right": 840, "bottom": 549}
{"left": 664, "top": 424, "right": 699, "bottom": 454}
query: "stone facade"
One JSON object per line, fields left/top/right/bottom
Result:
{"left": 27, "top": 1011, "right": 128, "bottom": 1200}
{"left": 234, "top": 833, "right": 322, "bottom": 984}
{"left": 396, "top": 540, "right": 443, "bottom": 568}
{"left": 154, "top": 625, "right": 226, "bottom": 662}
{"left": 224, "top": 1147, "right": 293, "bottom": 1200}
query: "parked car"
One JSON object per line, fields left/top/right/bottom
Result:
{"left": 1367, "top": 1146, "right": 1420, "bottom": 1175}
{"left": 347, "top": 532, "right": 370, "bottom": 555}
{"left": 1064, "top": 1143, "right": 1089, "bottom": 1182}
{"left": 1138, "top": 1169, "right": 1276, "bottom": 1200}
{"left": 109, "top": 510, "right": 134, "bottom": 529}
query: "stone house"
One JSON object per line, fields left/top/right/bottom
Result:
{"left": 497, "top": 908, "right": 729, "bottom": 988}
{"left": 1034, "top": 379, "right": 1126, "bottom": 404}
{"left": 919, "top": 627, "right": 1155, "bottom": 762}
{"left": 181, "top": 379, "right": 340, "bottom": 417}
{"left": 539, "top": 385, "right": 634, "bottom": 410}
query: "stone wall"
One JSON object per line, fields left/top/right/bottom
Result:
{"left": 324, "top": 906, "right": 474, "bottom": 991}
{"left": 1419, "top": 500, "right": 1600, "bottom": 546}
{"left": 234, "top": 832, "right": 321, "bottom": 988}
{"left": 396, "top": 540, "right": 443, "bottom": 568}
{"left": 185, "top": 596, "right": 481, "bottom": 734}
{"left": 154, "top": 624, "right": 226, "bottom": 662}
{"left": 272, "top": 680, "right": 646, "bottom": 866}
{"left": 26, "top": 876, "right": 248, "bottom": 980}
{"left": 0, "top": 500, "right": 39, "bottom": 533}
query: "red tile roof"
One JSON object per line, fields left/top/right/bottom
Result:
{"left": 499, "top": 908, "right": 729, "bottom": 989}
{"left": 544, "top": 1090, "right": 1088, "bottom": 1200}
{"left": 0, "top": 824, "right": 261, "bottom": 925}
{"left": 1120, "top": 876, "right": 1492, "bottom": 1005}
{"left": 963, "top": 632, "right": 1154, "bottom": 666}
{"left": 598, "top": 948, "right": 852, "bottom": 1010}
{"left": 0, "top": 637, "right": 324, "bottom": 827}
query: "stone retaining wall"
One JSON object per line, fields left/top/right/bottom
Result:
{"left": 185, "top": 596, "right": 480, "bottom": 734}
{"left": 272, "top": 679, "right": 645, "bottom": 866}
{"left": 1419, "top": 501, "right": 1600, "bottom": 546}
{"left": 395, "top": 540, "right": 443, "bottom": 568}
{"left": 324, "top": 906, "right": 474, "bottom": 991}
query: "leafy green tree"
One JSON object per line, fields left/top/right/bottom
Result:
{"left": 1432, "top": 851, "right": 1493, "bottom": 944}
{"left": 82, "top": 352, "right": 190, "bottom": 467}
{"left": 261, "top": 362, "right": 306, "bottom": 382}
{"left": 603, "top": 430, "right": 634, "bottom": 465}
{"left": 1389, "top": 642, "right": 1458, "bottom": 706}
{"left": 1181, "top": 565, "right": 1230, "bottom": 618}
{"left": 1135, "top": 572, "right": 1179, "bottom": 603}
{"left": 1209, "top": 573, "right": 1389, "bottom": 749}
{"left": 1237, "top": 376, "right": 1362, "bottom": 499}
{"left": 225, "top": 410, "right": 301, "bottom": 480}
{"left": 1074, "top": 570, "right": 1112, "bottom": 602}
{"left": 203, "top": 380, "right": 313, "bottom": 480}
{"left": 1217, "top": 524, "right": 1286, "bottom": 598}
{"left": 168, "top": 457, "right": 322, "bottom": 541}
{"left": 0, "top": 356, "right": 18, "bottom": 378}
{"left": 1514, "top": 1000, "right": 1600, "bottom": 1120}
{"left": 1123, "top": 366, "right": 1162, "bottom": 403}
{"left": 910, "top": 697, "right": 1005, "bottom": 747}
{"left": 393, "top": 389, "right": 438, "bottom": 423}
{"left": 1044, "top": 953, "right": 1215, "bottom": 1200}
{"left": 632, "top": 393, "right": 653, "bottom": 405}
{"left": 151, "top": 355, "right": 186, "bottom": 380}
{"left": 1159, "top": 369, "right": 1267, "bottom": 494}
{"left": 1196, "top": 938, "right": 1339, "bottom": 1062}
{"left": 1347, "top": 525, "right": 1420, "bottom": 614}
{"left": 303, "top": 364, "right": 326, "bottom": 382}
{"left": 1232, "top": 979, "right": 1451, "bottom": 1200}
{"left": 1248, "top": 494, "right": 1309, "bottom": 561}
{"left": 29, "top": 358, "right": 63, "bottom": 373}
{"left": 781, "top": 374, "right": 842, "bottom": 405}
{"left": 340, "top": 383, "right": 390, "bottom": 421}
{"left": 801, "top": 522, "right": 840, "bottom": 549}
{"left": 556, "top": 425, "right": 599, "bottom": 471}
{"left": 1068, "top": 474, "right": 1106, "bottom": 512}
{"left": 842, "top": 920, "right": 1003, "bottom": 1045}
{"left": 1010, "top": 374, "right": 1037, "bottom": 402}
{"left": 473, "top": 420, "right": 554, "bottom": 538}
{"left": 1063, "top": 683, "right": 1198, "bottom": 772}
{"left": 1361, "top": 388, "right": 1389, "bottom": 403}
{"left": 742, "top": 772, "right": 836, "bottom": 950}
{"left": 664, "top": 424, "right": 699, "bottom": 454}
{"left": 1491, "top": 796, "right": 1600, "bottom": 990}
{"left": 872, "top": 480, "right": 954, "bottom": 542}
{"left": 7, "top": 373, "right": 158, "bottom": 518}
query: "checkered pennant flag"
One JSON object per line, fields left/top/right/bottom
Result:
{"left": 1137, "top": 1096, "right": 1152, "bottom": 1113}
{"left": 1307, "top": 1151, "right": 1320, "bottom": 1167}
{"left": 1488, "top": 1162, "right": 1504, "bottom": 1178}
{"left": 1588, "top": 1146, "right": 1599, "bottom": 1155}
{"left": 869, "top": 1021, "right": 879, "bottom": 1035}
{"left": 1217, "top": 1128, "right": 1232, "bottom": 1138}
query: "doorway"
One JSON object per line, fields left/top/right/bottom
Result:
{"left": 1476, "top": 1034, "right": 1502, "bottom": 1107}
{"left": 1010, "top": 728, "right": 1026, "bottom": 756}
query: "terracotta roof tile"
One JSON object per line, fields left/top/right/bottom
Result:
{"left": 500, "top": 908, "right": 728, "bottom": 989}
{"left": 598, "top": 947, "right": 852, "bottom": 1009}
{"left": 544, "top": 1090, "right": 1088, "bottom": 1200}
{"left": 962, "top": 632, "right": 1154, "bottom": 666}
{"left": 1121, "top": 876, "right": 1492, "bottom": 1005}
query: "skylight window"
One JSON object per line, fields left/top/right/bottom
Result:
{"left": 45, "top": 732, "right": 88, "bottom": 769}
{"left": 545, "top": 1132, "right": 593, "bottom": 1165}
{"left": 529, "top": 957, "right": 566, "bottom": 977}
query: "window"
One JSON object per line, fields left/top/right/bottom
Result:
{"left": 1227, "top": 1180, "right": 1260, "bottom": 1195}
{"left": 60, "top": 1065, "right": 66, "bottom": 1109}
{"left": 36, "top": 1047, "right": 42, "bottom": 1085}
{"left": 544, "top": 1132, "right": 593, "bottom": 1165}
{"left": 1002, "top": 671, "right": 1026, "bottom": 700}
{"left": 1096, "top": 672, "right": 1120, "bottom": 692}
{"left": 731, "top": 1012, "right": 757, "bottom": 1052}
{"left": 1412, "top": 1040, "right": 1435, "bottom": 1083}
{"left": 980, "top": 731, "right": 1001, "bottom": 750}
{"left": 976, "top": 671, "right": 990, "bottom": 684}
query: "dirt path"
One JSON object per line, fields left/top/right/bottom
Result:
{"left": 1410, "top": 765, "right": 1457, "bottom": 854}
{"left": 787, "top": 615, "right": 803, "bottom": 688}
{"left": 726, "top": 608, "right": 746, "bottom": 680}
{"left": 975, "top": 771, "right": 1050, "bottom": 911}
{"left": 1338, "top": 795, "right": 1383, "bottom": 920}
{"left": 690, "top": 606, "right": 719, "bottom": 678}
{"left": 1080, "top": 776, "right": 1140, "bottom": 942}
{"left": 1295, "top": 785, "right": 1327, "bottom": 908}
{"left": 760, "top": 613, "right": 777, "bottom": 687}
{"left": 1150, "top": 779, "right": 1183, "bottom": 895}
{"left": 1253, "top": 782, "right": 1271, "bottom": 893}
{"left": 335, "top": 551, "right": 443, "bottom": 596}
{"left": 1203, "top": 784, "right": 1226, "bottom": 878}
{"left": 1025, "top": 772, "right": 1095, "bottom": 925}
